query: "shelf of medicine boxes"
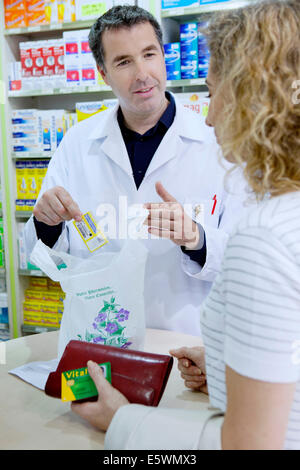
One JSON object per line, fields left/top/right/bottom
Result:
{"left": 161, "top": 0, "right": 251, "bottom": 20}
{"left": 22, "top": 324, "right": 58, "bottom": 335}
{"left": 8, "top": 78, "right": 206, "bottom": 98}
{"left": 3, "top": 19, "right": 96, "bottom": 36}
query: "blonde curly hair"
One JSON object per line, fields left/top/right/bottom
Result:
{"left": 204, "top": 0, "right": 300, "bottom": 199}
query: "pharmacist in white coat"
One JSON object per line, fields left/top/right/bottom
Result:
{"left": 23, "top": 5, "right": 247, "bottom": 336}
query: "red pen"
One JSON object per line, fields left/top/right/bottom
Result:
{"left": 211, "top": 195, "right": 217, "bottom": 215}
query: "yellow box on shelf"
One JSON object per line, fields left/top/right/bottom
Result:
{"left": 29, "top": 277, "right": 48, "bottom": 289}
{"left": 24, "top": 289, "right": 43, "bottom": 301}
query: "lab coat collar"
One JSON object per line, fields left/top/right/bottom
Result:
{"left": 87, "top": 105, "right": 133, "bottom": 178}
{"left": 86, "top": 93, "right": 206, "bottom": 180}
{"left": 87, "top": 93, "right": 206, "bottom": 143}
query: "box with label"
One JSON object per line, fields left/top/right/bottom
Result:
{"left": 161, "top": 0, "right": 199, "bottom": 9}
{"left": 164, "top": 43, "right": 181, "bottom": 80}
{"left": 197, "top": 21, "right": 210, "bottom": 78}
{"left": 200, "top": 0, "right": 231, "bottom": 4}
{"left": 0, "top": 252, "right": 5, "bottom": 269}
{"left": 4, "top": 0, "right": 27, "bottom": 10}
{"left": 26, "top": 161, "right": 38, "bottom": 200}
{"left": 42, "top": 40, "right": 55, "bottom": 77}
{"left": 15, "top": 161, "right": 27, "bottom": 199}
{"left": 29, "top": 277, "right": 48, "bottom": 289}
{"left": 27, "top": 11, "right": 49, "bottom": 26}
{"left": 9, "top": 62, "right": 22, "bottom": 91}
{"left": 31, "top": 41, "right": 45, "bottom": 77}
{"left": 35, "top": 160, "right": 48, "bottom": 194}
{"left": 57, "top": 0, "right": 76, "bottom": 22}
{"left": 53, "top": 39, "right": 65, "bottom": 76}
{"left": 75, "top": 0, "right": 112, "bottom": 21}
{"left": 51, "top": 110, "right": 66, "bottom": 150}
{"left": 75, "top": 101, "right": 106, "bottom": 121}
{"left": 175, "top": 91, "right": 209, "bottom": 117}
{"left": 5, "top": 10, "right": 28, "bottom": 28}
{"left": 63, "top": 30, "right": 81, "bottom": 87}
{"left": 0, "top": 293, "right": 8, "bottom": 324}
{"left": 180, "top": 23, "right": 198, "bottom": 79}
{"left": 44, "top": 0, "right": 58, "bottom": 23}
{"left": 20, "top": 42, "right": 33, "bottom": 78}
{"left": 38, "top": 111, "right": 51, "bottom": 152}
{"left": 79, "top": 29, "right": 97, "bottom": 86}
{"left": 25, "top": 289, "right": 43, "bottom": 302}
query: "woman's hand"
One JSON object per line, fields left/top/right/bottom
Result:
{"left": 71, "top": 360, "right": 129, "bottom": 431}
{"left": 170, "top": 346, "right": 208, "bottom": 394}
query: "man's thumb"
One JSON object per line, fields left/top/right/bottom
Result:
{"left": 155, "top": 182, "right": 177, "bottom": 203}
{"left": 87, "top": 360, "right": 111, "bottom": 396}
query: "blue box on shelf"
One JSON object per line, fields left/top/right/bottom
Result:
{"left": 162, "top": 0, "right": 199, "bottom": 9}
{"left": 164, "top": 43, "right": 181, "bottom": 80}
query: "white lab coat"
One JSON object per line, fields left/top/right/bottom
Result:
{"left": 24, "top": 94, "right": 249, "bottom": 336}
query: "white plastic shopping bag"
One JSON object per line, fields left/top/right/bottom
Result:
{"left": 30, "top": 239, "right": 148, "bottom": 359}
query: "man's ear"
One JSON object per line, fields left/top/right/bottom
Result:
{"left": 97, "top": 64, "right": 109, "bottom": 85}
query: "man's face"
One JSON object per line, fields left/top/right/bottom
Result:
{"left": 98, "top": 22, "right": 167, "bottom": 118}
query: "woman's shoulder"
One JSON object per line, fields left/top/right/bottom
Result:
{"left": 235, "top": 191, "right": 300, "bottom": 233}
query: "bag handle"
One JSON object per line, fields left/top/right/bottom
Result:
{"left": 30, "top": 240, "right": 76, "bottom": 281}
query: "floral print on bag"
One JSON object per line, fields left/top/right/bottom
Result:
{"left": 77, "top": 297, "right": 132, "bottom": 349}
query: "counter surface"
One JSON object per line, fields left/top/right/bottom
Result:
{"left": 0, "top": 329, "right": 208, "bottom": 450}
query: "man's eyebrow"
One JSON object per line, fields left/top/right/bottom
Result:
{"left": 142, "top": 44, "right": 160, "bottom": 52}
{"left": 112, "top": 54, "right": 131, "bottom": 64}
{"left": 112, "top": 44, "right": 160, "bottom": 63}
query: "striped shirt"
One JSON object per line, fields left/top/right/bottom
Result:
{"left": 200, "top": 191, "right": 300, "bottom": 450}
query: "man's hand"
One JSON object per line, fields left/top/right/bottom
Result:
{"left": 144, "top": 182, "right": 200, "bottom": 250}
{"left": 33, "top": 186, "right": 82, "bottom": 226}
{"left": 71, "top": 361, "right": 129, "bottom": 432}
{"left": 170, "top": 346, "right": 208, "bottom": 394}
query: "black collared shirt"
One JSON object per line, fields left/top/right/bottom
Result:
{"left": 117, "top": 91, "right": 175, "bottom": 189}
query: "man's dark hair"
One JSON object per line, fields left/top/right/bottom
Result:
{"left": 88, "top": 5, "right": 164, "bottom": 70}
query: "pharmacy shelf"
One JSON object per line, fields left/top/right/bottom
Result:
{"left": 22, "top": 324, "right": 58, "bottom": 334}
{"left": 0, "top": 322, "right": 9, "bottom": 330}
{"left": 19, "top": 269, "right": 47, "bottom": 277}
{"left": 11, "top": 152, "right": 54, "bottom": 160}
{"left": 8, "top": 84, "right": 112, "bottom": 98}
{"left": 0, "top": 268, "right": 5, "bottom": 278}
{"left": 4, "top": 19, "right": 95, "bottom": 36}
{"left": 167, "top": 78, "right": 206, "bottom": 87}
{"left": 8, "top": 79, "right": 205, "bottom": 98}
{"left": 15, "top": 211, "right": 33, "bottom": 219}
{"left": 161, "top": 0, "right": 251, "bottom": 19}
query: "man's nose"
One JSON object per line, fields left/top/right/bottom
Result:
{"left": 134, "top": 61, "right": 148, "bottom": 82}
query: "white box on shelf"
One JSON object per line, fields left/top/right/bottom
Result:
{"left": 63, "top": 30, "right": 81, "bottom": 87}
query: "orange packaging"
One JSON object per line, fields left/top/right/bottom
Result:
{"left": 27, "top": 11, "right": 49, "bottom": 26}
{"left": 4, "top": 0, "right": 27, "bottom": 11}
{"left": 5, "top": 10, "right": 28, "bottom": 28}
{"left": 25, "top": 0, "right": 46, "bottom": 12}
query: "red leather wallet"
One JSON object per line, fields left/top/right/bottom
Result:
{"left": 45, "top": 340, "right": 173, "bottom": 406}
